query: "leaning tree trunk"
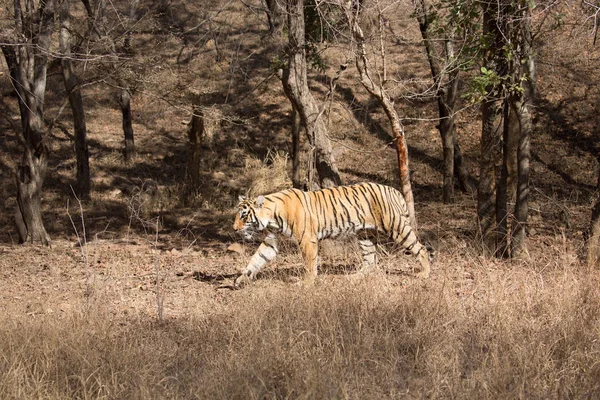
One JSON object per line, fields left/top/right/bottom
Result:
{"left": 344, "top": 2, "right": 416, "bottom": 227}
{"left": 60, "top": 0, "right": 90, "bottom": 200}
{"left": 2, "top": 0, "right": 56, "bottom": 245}
{"left": 281, "top": 0, "right": 341, "bottom": 189}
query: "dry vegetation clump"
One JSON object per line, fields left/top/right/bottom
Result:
{"left": 1, "top": 245, "right": 599, "bottom": 399}
{"left": 244, "top": 150, "right": 293, "bottom": 198}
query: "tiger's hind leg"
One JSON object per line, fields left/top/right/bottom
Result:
{"left": 357, "top": 231, "right": 378, "bottom": 274}
{"left": 391, "top": 224, "right": 431, "bottom": 279}
{"left": 409, "top": 242, "right": 431, "bottom": 279}
{"left": 235, "top": 233, "right": 279, "bottom": 287}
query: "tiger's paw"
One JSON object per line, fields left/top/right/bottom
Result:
{"left": 234, "top": 271, "right": 254, "bottom": 288}
{"left": 287, "top": 275, "right": 315, "bottom": 287}
{"left": 357, "top": 265, "right": 374, "bottom": 276}
{"left": 303, "top": 274, "right": 317, "bottom": 287}
{"left": 416, "top": 270, "right": 430, "bottom": 279}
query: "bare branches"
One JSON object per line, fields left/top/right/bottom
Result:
{"left": 583, "top": 0, "right": 600, "bottom": 44}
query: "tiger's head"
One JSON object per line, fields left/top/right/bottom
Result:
{"left": 233, "top": 195, "right": 268, "bottom": 239}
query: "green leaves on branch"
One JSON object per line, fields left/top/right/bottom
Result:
{"left": 464, "top": 65, "right": 530, "bottom": 103}
{"left": 464, "top": 66, "right": 502, "bottom": 102}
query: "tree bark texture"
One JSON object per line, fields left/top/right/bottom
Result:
{"left": 511, "top": 95, "right": 532, "bottom": 257}
{"left": 281, "top": 0, "right": 341, "bottom": 189}
{"left": 185, "top": 107, "right": 204, "bottom": 204}
{"left": 60, "top": 0, "right": 90, "bottom": 200}
{"left": 1, "top": 0, "right": 56, "bottom": 245}
{"left": 119, "top": 87, "right": 135, "bottom": 162}
{"left": 496, "top": 101, "right": 510, "bottom": 257}
{"left": 478, "top": 98, "right": 502, "bottom": 255}
{"left": 477, "top": 0, "right": 505, "bottom": 255}
{"left": 291, "top": 105, "right": 303, "bottom": 189}
{"left": 510, "top": 2, "right": 534, "bottom": 258}
{"left": 184, "top": 105, "right": 221, "bottom": 203}
{"left": 453, "top": 134, "right": 469, "bottom": 192}
{"left": 265, "top": 0, "right": 283, "bottom": 35}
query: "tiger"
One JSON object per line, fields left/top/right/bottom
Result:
{"left": 232, "top": 182, "right": 432, "bottom": 287}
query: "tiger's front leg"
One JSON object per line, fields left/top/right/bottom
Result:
{"left": 235, "top": 233, "right": 279, "bottom": 287}
{"left": 299, "top": 238, "right": 319, "bottom": 286}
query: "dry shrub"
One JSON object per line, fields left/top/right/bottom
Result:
{"left": 244, "top": 150, "right": 292, "bottom": 198}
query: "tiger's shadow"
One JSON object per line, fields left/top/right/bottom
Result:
{"left": 192, "top": 261, "right": 414, "bottom": 289}
{"left": 191, "top": 271, "right": 238, "bottom": 288}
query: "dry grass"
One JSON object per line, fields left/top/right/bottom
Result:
{"left": 244, "top": 150, "right": 293, "bottom": 198}
{"left": 1, "top": 243, "right": 599, "bottom": 400}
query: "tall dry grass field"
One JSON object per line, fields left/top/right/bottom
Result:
{"left": 1, "top": 241, "right": 599, "bottom": 399}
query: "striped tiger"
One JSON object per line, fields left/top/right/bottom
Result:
{"left": 232, "top": 182, "right": 431, "bottom": 287}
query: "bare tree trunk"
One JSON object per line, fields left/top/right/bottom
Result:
{"left": 496, "top": 101, "right": 510, "bottom": 257}
{"left": 477, "top": 0, "right": 505, "bottom": 255}
{"left": 453, "top": 134, "right": 469, "bottom": 192}
{"left": 265, "top": 0, "right": 283, "bottom": 35}
{"left": 511, "top": 97, "right": 531, "bottom": 257}
{"left": 394, "top": 130, "right": 416, "bottom": 228}
{"left": 505, "top": 106, "right": 519, "bottom": 202}
{"left": 446, "top": 38, "right": 469, "bottom": 194}
{"left": 479, "top": 99, "right": 502, "bottom": 255}
{"left": 510, "top": 2, "right": 534, "bottom": 258}
{"left": 80, "top": 0, "right": 106, "bottom": 40}
{"left": 119, "top": 87, "right": 135, "bottom": 162}
{"left": 281, "top": 0, "right": 341, "bottom": 189}
{"left": 60, "top": 0, "right": 90, "bottom": 200}
{"left": 185, "top": 107, "right": 203, "bottom": 204}
{"left": 291, "top": 105, "right": 303, "bottom": 189}
{"left": 1, "top": 0, "right": 56, "bottom": 245}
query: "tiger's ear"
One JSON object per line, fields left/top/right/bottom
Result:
{"left": 256, "top": 195, "right": 265, "bottom": 208}
{"left": 238, "top": 195, "right": 246, "bottom": 203}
